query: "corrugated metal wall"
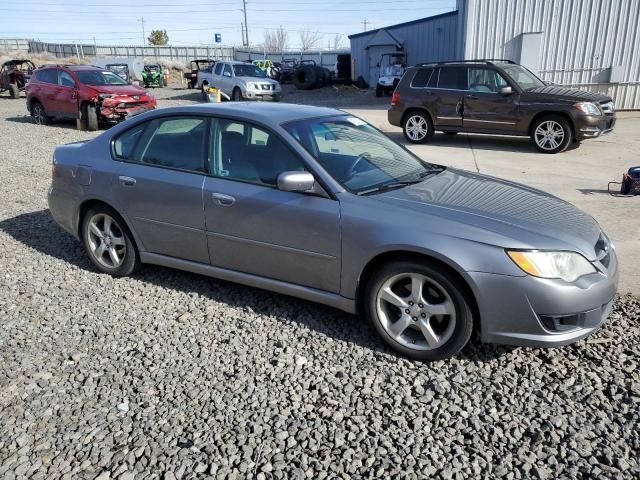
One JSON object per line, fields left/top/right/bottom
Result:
{"left": 349, "top": 12, "right": 460, "bottom": 87}
{"left": 462, "top": 0, "right": 640, "bottom": 109}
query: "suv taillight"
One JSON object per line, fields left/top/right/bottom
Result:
{"left": 391, "top": 91, "right": 400, "bottom": 106}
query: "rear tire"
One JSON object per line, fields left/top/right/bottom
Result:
{"left": 530, "top": 115, "right": 572, "bottom": 154}
{"left": 402, "top": 111, "right": 433, "bottom": 144}
{"left": 82, "top": 205, "right": 140, "bottom": 277}
{"left": 9, "top": 83, "right": 20, "bottom": 99}
{"left": 375, "top": 84, "right": 383, "bottom": 97}
{"left": 365, "top": 261, "right": 473, "bottom": 361}
{"left": 31, "top": 101, "right": 49, "bottom": 125}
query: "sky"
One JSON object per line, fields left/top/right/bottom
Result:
{"left": 0, "top": 0, "right": 456, "bottom": 49}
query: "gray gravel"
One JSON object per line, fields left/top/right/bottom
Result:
{"left": 1, "top": 88, "right": 639, "bottom": 480}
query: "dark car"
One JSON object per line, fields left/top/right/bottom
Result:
{"left": 26, "top": 65, "right": 157, "bottom": 131}
{"left": 389, "top": 60, "right": 616, "bottom": 154}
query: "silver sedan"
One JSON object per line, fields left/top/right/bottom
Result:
{"left": 48, "top": 103, "right": 618, "bottom": 360}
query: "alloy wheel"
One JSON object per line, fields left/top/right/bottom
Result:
{"left": 33, "top": 103, "right": 46, "bottom": 125}
{"left": 86, "top": 213, "right": 127, "bottom": 269}
{"left": 376, "top": 272, "right": 456, "bottom": 351}
{"left": 405, "top": 115, "right": 429, "bottom": 141}
{"left": 534, "top": 120, "right": 565, "bottom": 151}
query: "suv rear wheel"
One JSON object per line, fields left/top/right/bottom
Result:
{"left": 402, "top": 111, "right": 433, "bottom": 144}
{"left": 365, "top": 261, "right": 473, "bottom": 361}
{"left": 31, "top": 101, "right": 49, "bottom": 125}
{"left": 531, "top": 115, "right": 572, "bottom": 154}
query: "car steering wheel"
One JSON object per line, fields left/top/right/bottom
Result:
{"left": 346, "top": 153, "right": 371, "bottom": 180}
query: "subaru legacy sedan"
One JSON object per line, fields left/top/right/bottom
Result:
{"left": 48, "top": 103, "right": 618, "bottom": 361}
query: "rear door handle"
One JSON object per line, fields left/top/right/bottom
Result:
{"left": 211, "top": 192, "right": 235, "bottom": 206}
{"left": 118, "top": 176, "right": 136, "bottom": 187}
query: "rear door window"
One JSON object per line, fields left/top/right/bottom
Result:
{"left": 437, "top": 67, "right": 468, "bottom": 90}
{"left": 113, "top": 116, "right": 208, "bottom": 173}
{"left": 214, "top": 63, "right": 223, "bottom": 75}
{"left": 411, "top": 68, "right": 434, "bottom": 88}
{"left": 35, "top": 68, "right": 58, "bottom": 84}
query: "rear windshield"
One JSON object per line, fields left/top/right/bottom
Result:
{"left": 76, "top": 70, "right": 128, "bottom": 85}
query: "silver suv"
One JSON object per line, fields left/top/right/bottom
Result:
{"left": 201, "top": 60, "right": 281, "bottom": 102}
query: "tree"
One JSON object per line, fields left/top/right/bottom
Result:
{"left": 148, "top": 29, "right": 169, "bottom": 46}
{"left": 299, "top": 30, "right": 322, "bottom": 51}
{"left": 332, "top": 34, "right": 343, "bottom": 50}
{"left": 264, "top": 26, "right": 288, "bottom": 52}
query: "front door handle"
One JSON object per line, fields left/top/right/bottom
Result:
{"left": 118, "top": 175, "right": 136, "bottom": 187}
{"left": 211, "top": 192, "right": 235, "bottom": 206}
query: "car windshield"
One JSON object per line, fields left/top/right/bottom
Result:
{"left": 284, "top": 115, "right": 443, "bottom": 194}
{"left": 76, "top": 70, "right": 128, "bottom": 85}
{"left": 233, "top": 64, "right": 267, "bottom": 77}
{"left": 501, "top": 64, "right": 545, "bottom": 90}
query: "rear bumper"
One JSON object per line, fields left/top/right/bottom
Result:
{"left": 388, "top": 106, "right": 403, "bottom": 127}
{"left": 574, "top": 114, "right": 616, "bottom": 140}
{"left": 470, "top": 249, "right": 618, "bottom": 347}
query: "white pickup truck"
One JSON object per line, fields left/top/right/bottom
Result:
{"left": 197, "top": 60, "right": 281, "bottom": 101}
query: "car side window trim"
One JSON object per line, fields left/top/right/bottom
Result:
{"left": 110, "top": 114, "right": 210, "bottom": 176}
{"left": 409, "top": 66, "right": 515, "bottom": 93}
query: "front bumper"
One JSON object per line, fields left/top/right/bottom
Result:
{"left": 470, "top": 248, "right": 618, "bottom": 347}
{"left": 100, "top": 96, "right": 157, "bottom": 120}
{"left": 574, "top": 113, "right": 616, "bottom": 140}
{"left": 245, "top": 90, "right": 281, "bottom": 102}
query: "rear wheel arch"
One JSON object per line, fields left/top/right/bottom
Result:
{"left": 356, "top": 251, "right": 481, "bottom": 334}
{"left": 401, "top": 107, "right": 434, "bottom": 127}
{"left": 76, "top": 199, "right": 141, "bottom": 251}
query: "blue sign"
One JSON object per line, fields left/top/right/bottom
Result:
{"left": 215, "top": 33, "right": 222, "bottom": 43}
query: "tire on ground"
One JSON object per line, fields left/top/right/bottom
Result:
{"left": 84, "top": 103, "right": 99, "bottom": 132}
{"left": 9, "top": 83, "right": 20, "bottom": 99}
{"left": 402, "top": 111, "right": 434, "bottom": 144}
{"left": 293, "top": 66, "right": 318, "bottom": 90}
{"left": 530, "top": 114, "right": 573, "bottom": 154}
{"left": 82, "top": 204, "right": 140, "bottom": 277}
{"left": 365, "top": 260, "right": 474, "bottom": 361}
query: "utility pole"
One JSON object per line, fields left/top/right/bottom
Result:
{"left": 139, "top": 16, "right": 146, "bottom": 45}
{"left": 242, "top": 0, "right": 249, "bottom": 48}
{"left": 241, "top": 22, "right": 246, "bottom": 47}
{"left": 362, "top": 19, "right": 370, "bottom": 31}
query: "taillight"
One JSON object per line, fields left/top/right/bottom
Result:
{"left": 391, "top": 91, "right": 400, "bottom": 106}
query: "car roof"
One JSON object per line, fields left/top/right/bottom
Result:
{"left": 150, "top": 102, "right": 347, "bottom": 124}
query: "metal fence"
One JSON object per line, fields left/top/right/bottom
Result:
{"left": 0, "top": 38, "right": 29, "bottom": 51}
{"left": 22, "top": 41, "right": 348, "bottom": 68}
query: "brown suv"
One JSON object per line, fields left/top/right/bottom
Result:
{"left": 388, "top": 60, "right": 616, "bottom": 154}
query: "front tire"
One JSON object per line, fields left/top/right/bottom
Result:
{"left": 375, "top": 84, "right": 383, "bottom": 97}
{"left": 365, "top": 261, "right": 473, "bottom": 361}
{"left": 402, "top": 111, "right": 433, "bottom": 144}
{"left": 84, "top": 103, "right": 99, "bottom": 131}
{"left": 232, "top": 87, "right": 243, "bottom": 101}
{"left": 9, "top": 83, "right": 20, "bottom": 99}
{"left": 531, "top": 115, "right": 572, "bottom": 154}
{"left": 82, "top": 205, "right": 140, "bottom": 277}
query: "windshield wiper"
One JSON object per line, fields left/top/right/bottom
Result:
{"left": 355, "top": 168, "right": 443, "bottom": 196}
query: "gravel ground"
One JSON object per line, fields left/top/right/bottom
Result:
{"left": 0, "top": 88, "right": 639, "bottom": 480}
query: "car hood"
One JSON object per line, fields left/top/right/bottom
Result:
{"left": 90, "top": 84, "right": 148, "bottom": 95}
{"left": 371, "top": 169, "right": 602, "bottom": 260}
{"left": 521, "top": 85, "right": 611, "bottom": 103}
{"left": 237, "top": 76, "right": 278, "bottom": 84}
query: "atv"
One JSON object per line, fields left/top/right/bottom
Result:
{"left": 0, "top": 59, "right": 35, "bottom": 98}
{"left": 142, "top": 64, "right": 166, "bottom": 88}
{"left": 375, "top": 53, "right": 406, "bottom": 97}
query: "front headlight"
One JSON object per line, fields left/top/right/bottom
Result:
{"left": 98, "top": 93, "right": 115, "bottom": 99}
{"left": 506, "top": 250, "right": 597, "bottom": 282}
{"left": 247, "top": 82, "right": 258, "bottom": 90}
{"left": 574, "top": 102, "right": 601, "bottom": 116}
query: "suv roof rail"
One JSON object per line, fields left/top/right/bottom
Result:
{"left": 414, "top": 59, "right": 517, "bottom": 67}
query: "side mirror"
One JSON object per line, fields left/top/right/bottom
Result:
{"left": 277, "top": 171, "right": 315, "bottom": 193}
{"left": 500, "top": 86, "right": 513, "bottom": 95}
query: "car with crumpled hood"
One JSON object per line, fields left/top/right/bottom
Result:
{"left": 26, "top": 65, "right": 157, "bottom": 131}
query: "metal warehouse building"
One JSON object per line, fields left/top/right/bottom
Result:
{"left": 349, "top": 0, "right": 640, "bottom": 109}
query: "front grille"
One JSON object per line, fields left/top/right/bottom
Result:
{"left": 600, "top": 101, "right": 615, "bottom": 115}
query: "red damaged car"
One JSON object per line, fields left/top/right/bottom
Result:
{"left": 26, "top": 65, "right": 157, "bottom": 131}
